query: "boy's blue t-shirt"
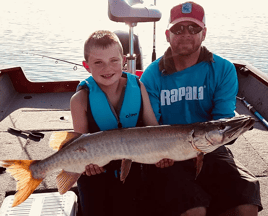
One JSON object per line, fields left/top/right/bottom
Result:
{"left": 140, "top": 54, "right": 238, "bottom": 125}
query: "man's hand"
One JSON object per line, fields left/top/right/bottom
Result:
{"left": 155, "top": 158, "right": 174, "bottom": 168}
{"left": 83, "top": 164, "right": 105, "bottom": 176}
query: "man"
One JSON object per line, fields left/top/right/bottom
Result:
{"left": 141, "top": 2, "right": 262, "bottom": 216}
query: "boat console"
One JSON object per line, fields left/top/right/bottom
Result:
{"left": 108, "top": 0, "right": 161, "bottom": 74}
{"left": 108, "top": 0, "right": 161, "bottom": 23}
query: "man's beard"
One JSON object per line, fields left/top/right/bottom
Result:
{"left": 172, "top": 40, "right": 201, "bottom": 57}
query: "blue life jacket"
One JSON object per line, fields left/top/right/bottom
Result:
{"left": 77, "top": 72, "right": 143, "bottom": 133}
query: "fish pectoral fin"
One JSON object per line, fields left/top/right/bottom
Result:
{"left": 49, "top": 131, "right": 82, "bottom": 151}
{"left": 194, "top": 153, "right": 204, "bottom": 180}
{"left": 120, "top": 159, "right": 132, "bottom": 183}
{"left": 56, "top": 170, "right": 81, "bottom": 195}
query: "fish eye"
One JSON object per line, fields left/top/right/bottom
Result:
{"left": 218, "top": 125, "right": 226, "bottom": 130}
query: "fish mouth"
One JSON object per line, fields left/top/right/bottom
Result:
{"left": 224, "top": 115, "right": 255, "bottom": 139}
{"left": 204, "top": 115, "right": 255, "bottom": 146}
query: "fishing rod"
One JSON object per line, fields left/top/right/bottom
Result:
{"left": 152, "top": 0, "right": 156, "bottom": 62}
{"left": 237, "top": 96, "right": 268, "bottom": 129}
{"left": 22, "top": 51, "right": 83, "bottom": 70}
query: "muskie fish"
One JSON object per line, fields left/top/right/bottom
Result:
{"left": 0, "top": 115, "right": 254, "bottom": 207}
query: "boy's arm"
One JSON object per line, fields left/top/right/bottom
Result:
{"left": 140, "top": 82, "right": 159, "bottom": 126}
{"left": 140, "top": 82, "right": 174, "bottom": 168}
{"left": 70, "top": 90, "right": 105, "bottom": 175}
{"left": 140, "top": 63, "right": 162, "bottom": 122}
{"left": 70, "top": 89, "right": 89, "bottom": 134}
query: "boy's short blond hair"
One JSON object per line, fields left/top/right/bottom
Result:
{"left": 84, "top": 30, "right": 124, "bottom": 62}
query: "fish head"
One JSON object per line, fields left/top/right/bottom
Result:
{"left": 193, "top": 115, "right": 255, "bottom": 153}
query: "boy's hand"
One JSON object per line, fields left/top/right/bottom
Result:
{"left": 83, "top": 164, "right": 105, "bottom": 176}
{"left": 155, "top": 158, "right": 174, "bottom": 168}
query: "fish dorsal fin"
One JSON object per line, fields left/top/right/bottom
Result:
{"left": 49, "top": 131, "right": 82, "bottom": 151}
{"left": 56, "top": 170, "right": 81, "bottom": 195}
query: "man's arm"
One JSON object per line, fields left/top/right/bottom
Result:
{"left": 211, "top": 60, "right": 238, "bottom": 120}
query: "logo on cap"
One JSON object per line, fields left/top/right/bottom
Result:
{"left": 182, "top": 2, "right": 192, "bottom": 14}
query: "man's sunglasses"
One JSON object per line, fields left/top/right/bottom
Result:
{"left": 170, "top": 24, "right": 203, "bottom": 35}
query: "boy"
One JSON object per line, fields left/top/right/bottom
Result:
{"left": 70, "top": 30, "right": 158, "bottom": 216}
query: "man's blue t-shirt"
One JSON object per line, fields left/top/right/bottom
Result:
{"left": 140, "top": 54, "right": 238, "bottom": 125}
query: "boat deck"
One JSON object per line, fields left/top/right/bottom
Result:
{"left": 0, "top": 72, "right": 267, "bottom": 214}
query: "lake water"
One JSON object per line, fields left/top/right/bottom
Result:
{"left": 1, "top": 0, "right": 268, "bottom": 82}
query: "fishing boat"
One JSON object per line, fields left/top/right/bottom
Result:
{"left": 0, "top": 0, "right": 267, "bottom": 215}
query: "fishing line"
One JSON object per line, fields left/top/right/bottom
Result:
{"left": 22, "top": 51, "right": 83, "bottom": 70}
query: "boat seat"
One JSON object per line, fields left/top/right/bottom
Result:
{"left": 108, "top": 0, "right": 161, "bottom": 23}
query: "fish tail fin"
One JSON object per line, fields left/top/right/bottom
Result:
{"left": 0, "top": 160, "right": 43, "bottom": 207}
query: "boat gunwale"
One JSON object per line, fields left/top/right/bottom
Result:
{"left": 0, "top": 67, "right": 79, "bottom": 93}
{"left": 234, "top": 61, "right": 268, "bottom": 86}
